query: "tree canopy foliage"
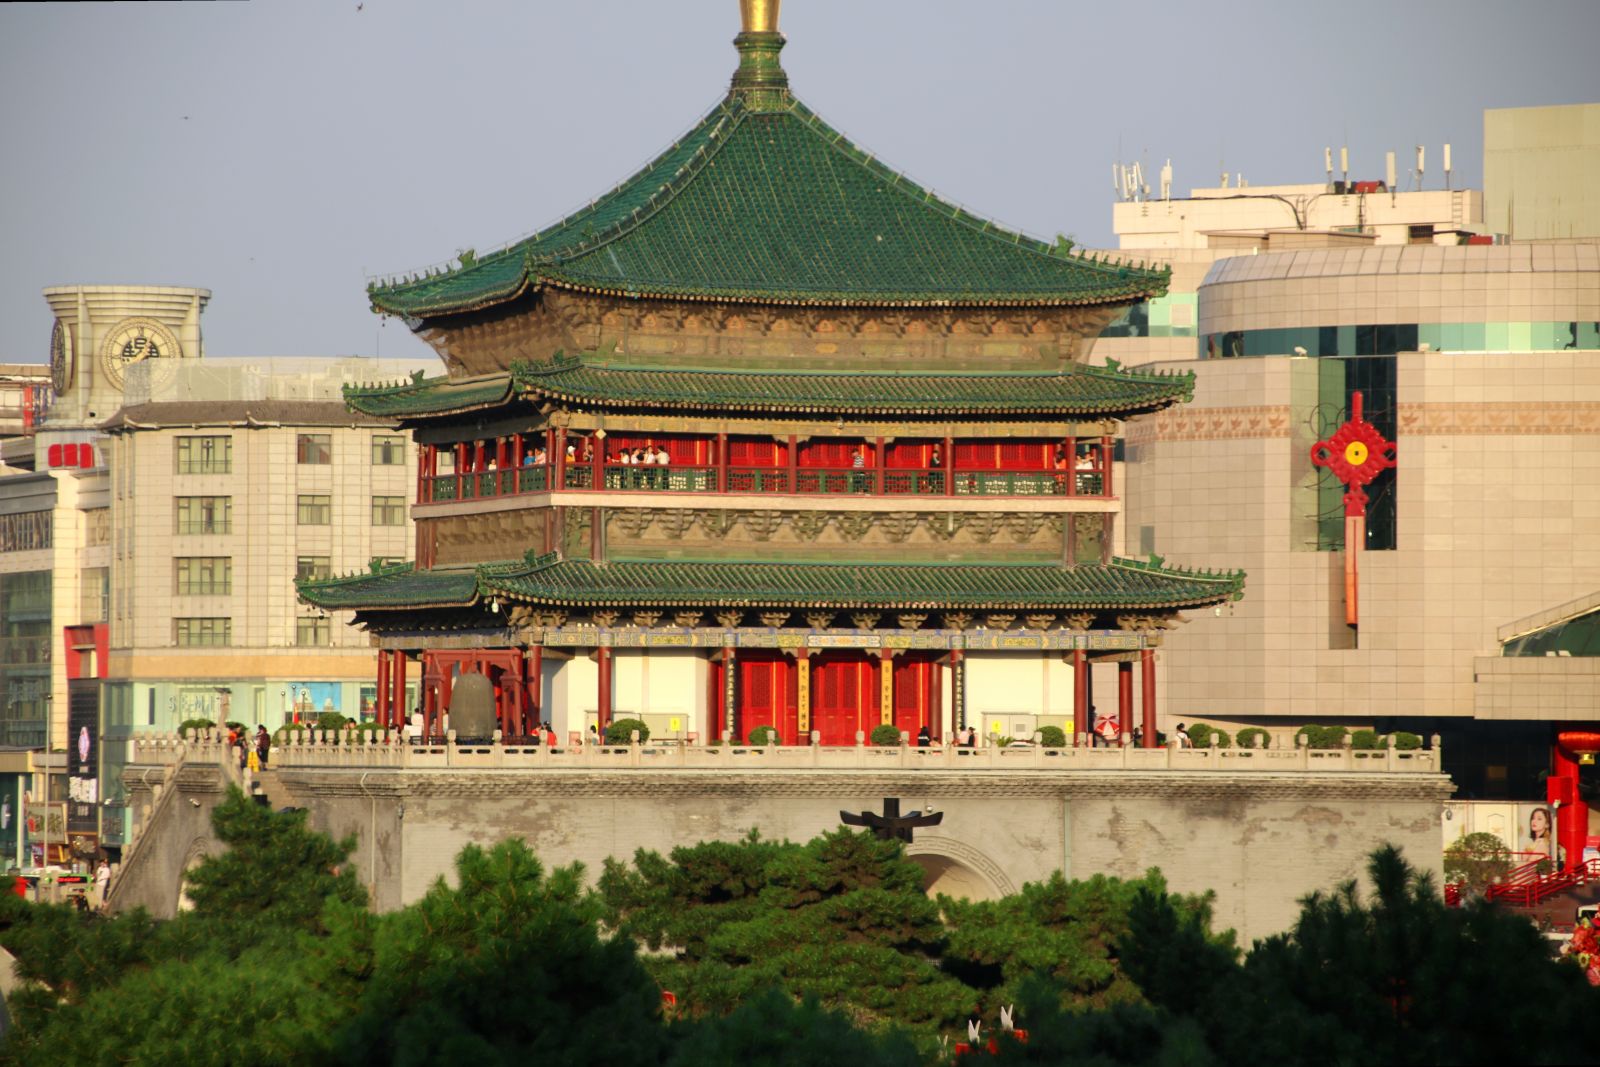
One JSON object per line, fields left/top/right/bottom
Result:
{"left": 3, "top": 798, "right": 1596, "bottom": 1066}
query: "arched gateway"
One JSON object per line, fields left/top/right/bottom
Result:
{"left": 298, "top": 3, "right": 1244, "bottom": 745}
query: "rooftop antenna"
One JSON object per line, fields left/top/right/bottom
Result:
{"left": 1340, "top": 145, "right": 1350, "bottom": 187}
{"left": 1415, "top": 145, "right": 1425, "bottom": 190}
{"left": 1325, "top": 146, "right": 1334, "bottom": 188}
{"left": 1443, "top": 142, "right": 1452, "bottom": 190}
{"left": 1160, "top": 159, "right": 1173, "bottom": 201}
{"left": 1385, "top": 151, "right": 1397, "bottom": 198}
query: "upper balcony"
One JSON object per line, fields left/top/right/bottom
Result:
{"left": 417, "top": 431, "right": 1114, "bottom": 506}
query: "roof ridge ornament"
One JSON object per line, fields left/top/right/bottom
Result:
{"left": 731, "top": 0, "right": 788, "bottom": 111}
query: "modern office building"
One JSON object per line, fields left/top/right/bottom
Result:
{"left": 0, "top": 284, "right": 431, "bottom": 862}
{"left": 1484, "top": 102, "right": 1600, "bottom": 241}
{"left": 1088, "top": 126, "right": 1600, "bottom": 807}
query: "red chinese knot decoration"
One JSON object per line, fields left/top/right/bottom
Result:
{"left": 1309, "top": 392, "right": 1396, "bottom": 518}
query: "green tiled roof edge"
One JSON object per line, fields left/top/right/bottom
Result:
{"left": 296, "top": 560, "right": 480, "bottom": 611}
{"left": 342, "top": 372, "right": 514, "bottom": 418}
{"left": 509, "top": 353, "right": 1193, "bottom": 416}
{"left": 342, "top": 354, "right": 1195, "bottom": 419}
{"left": 298, "top": 552, "right": 1244, "bottom": 613}
{"left": 367, "top": 94, "right": 1169, "bottom": 317}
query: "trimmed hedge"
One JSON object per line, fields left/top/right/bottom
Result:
{"left": 1352, "top": 729, "right": 1383, "bottom": 751}
{"left": 1038, "top": 725, "right": 1068, "bottom": 748}
{"left": 869, "top": 724, "right": 903, "bottom": 746}
{"left": 747, "top": 726, "right": 781, "bottom": 746}
{"left": 1187, "top": 723, "right": 1231, "bottom": 749}
{"left": 1393, "top": 731, "right": 1424, "bottom": 750}
{"left": 606, "top": 718, "right": 651, "bottom": 745}
{"left": 1296, "top": 725, "right": 1349, "bottom": 749}
{"left": 1235, "top": 727, "right": 1270, "bottom": 750}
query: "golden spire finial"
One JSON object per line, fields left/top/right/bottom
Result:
{"left": 739, "top": 0, "right": 780, "bottom": 34}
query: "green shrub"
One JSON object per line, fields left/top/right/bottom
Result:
{"left": 178, "top": 718, "right": 215, "bottom": 737}
{"left": 747, "top": 725, "right": 781, "bottom": 746}
{"left": 274, "top": 722, "right": 306, "bottom": 743}
{"left": 869, "top": 724, "right": 903, "bottom": 746}
{"left": 1296, "top": 724, "right": 1348, "bottom": 749}
{"left": 1444, "top": 831, "right": 1513, "bottom": 892}
{"left": 1188, "top": 723, "right": 1231, "bottom": 749}
{"left": 315, "top": 711, "right": 348, "bottom": 732}
{"left": 1352, "top": 729, "right": 1382, "bottom": 751}
{"left": 1038, "top": 725, "right": 1068, "bottom": 748}
{"left": 605, "top": 717, "right": 651, "bottom": 745}
{"left": 1236, "top": 727, "right": 1270, "bottom": 750}
{"left": 1392, "top": 731, "right": 1424, "bottom": 751}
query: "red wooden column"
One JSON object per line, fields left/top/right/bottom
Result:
{"left": 1102, "top": 435, "right": 1114, "bottom": 498}
{"left": 787, "top": 434, "right": 798, "bottom": 493}
{"left": 596, "top": 645, "right": 613, "bottom": 734}
{"left": 590, "top": 435, "right": 604, "bottom": 489}
{"left": 502, "top": 650, "right": 525, "bottom": 738}
{"left": 376, "top": 650, "right": 391, "bottom": 726}
{"left": 723, "top": 646, "right": 738, "bottom": 742}
{"left": 554, "top": 427, "right": 568, "bottom": 488}
{"left": 1072, "top": 650, "right": 1089, "bottom": 741}
{"left": 526, "top": 644, "right": 543, "bottom": 732}
{"left": 878, "top": 648, "right": 895, "bottom": 729}
{"left": 1118, "top": 660, "right": 1134, "bottom": 741}
{"left": 421, "top": 654, "right": 442, "bottom": 740}
{"left": 873, "top": 436, "right": 885, "bottom": 495}
{"left": 942, "top": 434, "right": 954, "bottom": 497}
{"left": 717, "top": 432, "right": 729, "bottom": 493}
{"left": 950, "top": 648, "right": 965, "bottom": 732}
{"left": 1140, "top": 648, "right": 1157, "bottom": 748}
{"left": 439, "top": 660, "right": 455, "bottom": 738}
{"left": 391, "top": 650, "right": 408, "bottom": 730}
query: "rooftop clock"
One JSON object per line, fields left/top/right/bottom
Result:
{"left": 50, "top": 319, "right": 74, "bottom": 395}
{"left": 100, "top": 317, "right": 181, "bottom": 390}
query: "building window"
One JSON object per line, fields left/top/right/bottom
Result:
{"left": 175, "top": 435, "right": 232, "bottom": 474}
{"left": 371, "top": 496, "right": 406, "bottom": 526}
{"left": 0, "top": 511, "right": 52, "bottom": 551}
{"left": 175, "top": 496, "right": 231, "bottom": 535}
{"left": 297, "top": 495, "right": 332, "bottom": 525}
{"left": 295, "top": 616, "right": 331, "bottom": 647}
{"left": 296, "top": 556, "right": 332, "bottom": 583}
{"left": 175, "top": 557, "right": 232, "bottom": 596}
{"left": 297, "top": 434, "right": 332, "bottom": 465}
{"left": 80, "top": 567, "right": 109, "bottom": 622}
{"left": 174, "top": 617, "right": 231, "bottom": 647}
{"left": 372, "top": 435, "right": 406, "bottom": 465}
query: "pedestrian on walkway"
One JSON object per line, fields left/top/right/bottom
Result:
{"left": 256, "top": 725, "right": 271, "bottom": 768}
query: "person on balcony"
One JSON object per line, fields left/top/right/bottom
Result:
{"left": 851, "top": 446, "right": 867, "bottom": 493}
{"left": 1053, "top": 446, "right": 1070, "bottom": 494}
{"left": 926, "top": 445, "right": 943, "bottom": 493}
{"left": 1076, "top": 448, "right": 1096, "bottom": 494}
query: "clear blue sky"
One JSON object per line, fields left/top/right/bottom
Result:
{"left": 1, "top": 0, "right": 1595, "bottom": 364}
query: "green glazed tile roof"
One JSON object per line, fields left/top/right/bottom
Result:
{"left": 299, "top": 553, "right": 1244, "bottom": 614}
{"left": 510, "top": 354, "right": 1193, "bottom": 417}
{"left": 296, "top": 562, "right": 480, "bottom": 611}
{"left": 342, "top": 354, "right": 1193, "bottom": 420}
{"left": 340, "top": 372, "right": 513, "bottom": 419}
{"left": 368, "top": 95, "right": 1168, "bottom": 317}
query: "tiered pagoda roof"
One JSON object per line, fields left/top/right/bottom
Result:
{"left": 366, "top": 31, "right": 1167, "bottom": 320}
{"left": 299, "top": 554, "right": 1245, "bottom": 615}
{"left": 343, "top": 354, "right": 1196, "bottom": 421}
